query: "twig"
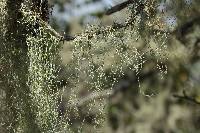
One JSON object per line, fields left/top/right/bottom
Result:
{"left": 105, "top": 0, "right": 134, "bottom": 15}
{"left": 39, "top": 17, "right": 76, "bottom": 41}
{"left": 105, "top": 0, "right": 145, "bottom": 16}
{"left": 173, "top": 90, "right": 200, "bottom": 105}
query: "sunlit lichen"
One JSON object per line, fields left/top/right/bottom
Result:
{"left": 63, "top": 2, "right": 169, "bottom": 131}
{"left": 0, "top": 0, "right": 170, "bottom": 132}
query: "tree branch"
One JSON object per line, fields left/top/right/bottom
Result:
{"left": 33, "top": 16, "right": 76, "bottom": 42}
{"left": 105, "top": 0, "right": 145, "bottom": 16}
{"left": 173, "top": 90, "right": 200, "bottom": 105}
{"left": 67, "top": 89, "right": 113, "bottom": 108}
{"left": 105, "top": 0, "right": 134, "bottom": 15}
{"left": 34, "top": 0, "right": 145, "bottom": 42}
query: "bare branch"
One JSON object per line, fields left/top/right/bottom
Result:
{"left": 105, "top": 0, "right": 134, "bottom": 15}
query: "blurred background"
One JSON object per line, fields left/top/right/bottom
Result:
{"left": 47, "top": 0, "right": 200, "bottom": 132}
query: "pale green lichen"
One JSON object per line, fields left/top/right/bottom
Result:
{"left": 63, "top": 5, "right": 169, "bottom": 131}
{"left": 0, "top": 0, "right": 170, "bottom": 132}
{"left": 23, "top": 9, "right": 62, "bottom": 132}
{"left": 0, "top": 1, "right": 63, "bottom": 132}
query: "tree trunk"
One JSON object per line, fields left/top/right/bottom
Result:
{"left": 0, "top": 0, "right": 60, "bottom": 132}
{"left": 2, "top": 0, "right": 41, "bottom": 132}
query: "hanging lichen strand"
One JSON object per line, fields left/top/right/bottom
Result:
{"left": 22, "top": 2, "right": 62, "bottom": 132}
{"left": 0, "top": 0, "right": 169, "bottom": 132}
{"left": 65, "top": 1, "right": 169, "bottom": 131}
{"left": 26, "top": 35, "right": 60, "bottom": 132}
{"left": 71, "top": 0, "right": 168, "bottom": 95}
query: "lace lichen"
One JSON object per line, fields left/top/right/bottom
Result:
{"left": 0, "top": 0, "right": 169, "bottom": 132}
{"left": 63, "top": 1, "right": 169, "bottom": 131}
